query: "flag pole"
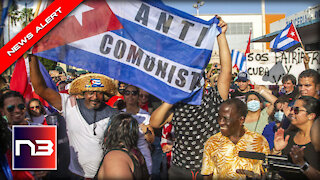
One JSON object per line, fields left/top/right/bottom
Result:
{"left": 292, "top": 21, "right": 309, "bottom": 69}
{"left": 33, "top": 0, "right": 43, "bottom": 18}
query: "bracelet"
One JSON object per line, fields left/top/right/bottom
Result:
{"left": 300, "top": 162, "right": 310, "bottom": 172}
{"left": 259, "top": 89, "right": 265, "bottom": 95}
{"left": 272, "top": 148, "right": 282, "bottom": 155}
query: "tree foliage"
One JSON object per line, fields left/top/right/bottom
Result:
{"left": 39, "top": 57, "right": 57, "bottom": 71}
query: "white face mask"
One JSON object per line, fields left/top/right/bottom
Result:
{"left": 274, "top": 111, "right": 285, "bottom": 122}
{"left": 247, "top": 100, "right": 261, "bottom": 112}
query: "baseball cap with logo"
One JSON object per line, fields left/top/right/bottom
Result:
{"left": 237, "top": 72, "right": 249, "bottom": 81}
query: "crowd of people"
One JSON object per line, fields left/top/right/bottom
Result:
{"left": 0, "top": 16, "right": 320, "bottom": 180}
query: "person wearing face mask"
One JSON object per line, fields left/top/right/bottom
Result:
{"left": 244, "top": 85, "right": 277, "bottom": 134}
{"left": 273, "top": 96, "right": 320, "bottom": 180}
{"left": 262, "top": 96, "right": 290, "bottom": 150}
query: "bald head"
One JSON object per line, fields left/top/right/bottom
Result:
{"left": 311, "top": 118, "right": 320, "bottom": 152}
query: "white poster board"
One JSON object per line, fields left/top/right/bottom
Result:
{"left": 246, "top": 48, "right": 320, "bottom": 85}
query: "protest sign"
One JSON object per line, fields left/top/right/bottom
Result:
{"left": 246, "top": 47, "right": 319, "bottom": 85}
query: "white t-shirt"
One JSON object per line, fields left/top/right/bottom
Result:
{"left": 60, "top": 93, "right": 115, "bottom": 178}
{"left": 123, "top": 108, "right": 153, "bottom": 175}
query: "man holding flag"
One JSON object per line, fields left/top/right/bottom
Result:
{"left": 32, "top": 0, "right": 223, "bottom": 106}
{"left": 24, "top": 0, "right": 228, "bottom": 178}
{"left": 150, "top": 15, "right": 231, "bottom": 179}
{"left": 30, "top": 55, "right": 119, "bottom": 178}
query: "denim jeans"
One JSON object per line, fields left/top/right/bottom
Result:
{"left": 151, "top": 137, "right": 168, "bottom": 180}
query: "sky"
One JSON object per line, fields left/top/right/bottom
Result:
{"left": 162, "top": 0, "right": 319, "bottom": 17}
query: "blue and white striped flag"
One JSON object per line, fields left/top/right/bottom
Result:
{"left": 34, "top": 0, "right": 221, "bottom": 105}
{"left": 270, "top": 22, "right": 301, "bottom": 52}
{"left": 231, "top": 49, "right": 247, "bottom": 72}
{"left": 0, "top": 0, "right": 12, "bottom": 37}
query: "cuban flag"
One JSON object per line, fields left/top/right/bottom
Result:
{"left": 270, "top": 22, "right": 301, "bottom": 52}
{"left": 231, "top": 49, "right": 247, "bottom": 72}
{"left": 90, "top": 79, "right": 104, "bottom": 87}
{"left": 33, "top": 0, "right": 221, "bottom": 105}
{"left": 10, "top": 56, "right": 58, "bottom": 110}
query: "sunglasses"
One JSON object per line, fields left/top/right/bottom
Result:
{"left": 124, "top": 90, "right": 138, "bottom": 96}
{"left": 6, "top": 104, "right": 26, "bottom": 113}
{"left": 30, "top": 106, "right": 40, "bottom": 110}
{"left": 291, "top": 106, "right": 307, "bottom": 115}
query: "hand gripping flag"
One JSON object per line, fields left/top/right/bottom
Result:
{"left": 270, "top": 22, "right": 301, "bottom": 51}
{"left": 33, "top": 0, "right": 221, "bottom": 105}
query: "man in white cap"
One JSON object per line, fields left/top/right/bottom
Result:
{"left": 29, "top": 55, "right": 118, "bottom": 178}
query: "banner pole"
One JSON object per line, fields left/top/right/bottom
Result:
{"left": 292, "top": 21, "right": 309, "bottom": 69}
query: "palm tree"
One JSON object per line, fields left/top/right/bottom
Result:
{"left": 7, "top": 1, "right": 34, "bottom": 40}
{"left": 7, "top": 0, "right": 18, "bottom": 41}
{"left": 19, "top": 7, "right": 34, "bottom": 27}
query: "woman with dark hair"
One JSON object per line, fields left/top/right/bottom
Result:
{"left": 95, "top": 113, "right": 149, "bottom": 179}
{"left": 273, "top": 96, "right": 320, "bottom": 179}
{"left": 26, "top": 98, "right": 50, "bottom": 125}
{"left": 122, "top": 85, "right": 154, "bottom": 175}
{"left": 244, "top": 85, "right": 277, "bottom": 134}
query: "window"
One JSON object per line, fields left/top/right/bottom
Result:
{"left": 227, "top": 23, "right": 252, "bottom": 35}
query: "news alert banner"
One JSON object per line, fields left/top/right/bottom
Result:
{"left": 2, "top": 0, "right": 83, "bottom": 170}
{"left": 0, "top": 0, "right": 84, "bottom": 74}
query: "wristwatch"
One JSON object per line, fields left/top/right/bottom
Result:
{"left": 300, "top": 162, "right": 309, "bottom": 172}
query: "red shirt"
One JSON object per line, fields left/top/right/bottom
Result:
{"left": 106, "top": 95, "right": 124, "bottom": 108}
{"left": 140, "top": 102, "right": 149, "bottom": 112}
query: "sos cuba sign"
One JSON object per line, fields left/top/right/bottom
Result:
{"left": 12, "top": 126, "right": 57, "bottom": 170}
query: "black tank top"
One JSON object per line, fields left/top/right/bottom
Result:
{"left": 280, "top": 130, "right": 320, "bottom": 180}
{"left": 94, "top": 147, "right": 149, "bottom": 180}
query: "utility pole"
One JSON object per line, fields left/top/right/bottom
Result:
{"left": 193, "top": 0, "right": 205, "bottom": 16}
{"left": 261, "top": 0, "right": 266, "bottom": 51}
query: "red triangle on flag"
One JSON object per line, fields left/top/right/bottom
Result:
{"left": 33, "top": 0, "right": 123, "bottom": 53}
{"left": 286, "top": 23, "right": 300, "bottom": 42}
{"left": 233, "top": 64, "right": 239, "bottom": 71}
{"left": 10, "top": 57, "right": 34, "bottom": 102}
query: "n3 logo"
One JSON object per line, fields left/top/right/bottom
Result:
{"left": 15, "top": 140, "right": 54, "bottom": 156}
{"left": 12, "top": 126, "right": 57, "bottom": 170}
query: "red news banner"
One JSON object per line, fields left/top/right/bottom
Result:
{"left": 0, "top": 0, "right": 84, "bottom": 74}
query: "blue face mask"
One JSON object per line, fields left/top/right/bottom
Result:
{"left": 274, "top": 111, "right": 284, "bottom": 122}
{"left": 247, "top": 100, "right": 261, "bottom": 112}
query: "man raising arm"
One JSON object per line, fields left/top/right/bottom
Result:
{"left": 30, "top": 55, "right": 118, "bottom": 178}
{"left": 150, "top": 15, "right": 231, "bottom": 179}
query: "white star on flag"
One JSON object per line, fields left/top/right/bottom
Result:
{"left": 270, "top": 22, "right": 300, "bottom": 51}
{"left": 68, "top": 4, "right": 94, "bottom": 26}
